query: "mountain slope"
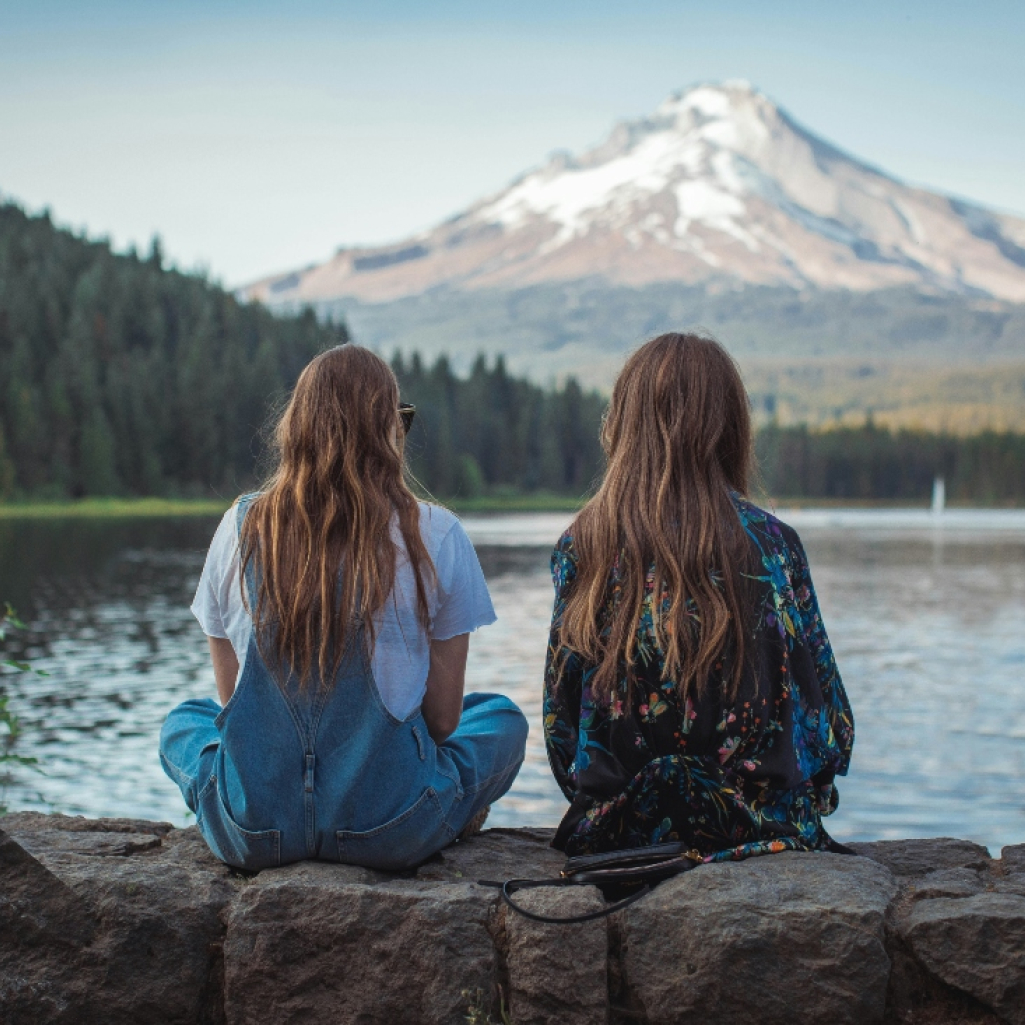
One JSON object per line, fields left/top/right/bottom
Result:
{"left": 243, "top": 81, "right": 1025, "bottom": 306}
{"left": 337, "top": 281, "right": 1025, "bottom": 431}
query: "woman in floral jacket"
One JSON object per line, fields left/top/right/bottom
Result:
{"left": 544, "top": 333, "right": 854, "bottom": 860}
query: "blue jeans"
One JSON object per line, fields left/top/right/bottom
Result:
{"left": 160, "top": 690, "right": 527, "bottom": 870}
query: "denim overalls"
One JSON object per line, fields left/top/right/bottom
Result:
{"left": 160, "top": 497, "right": 527, "bottom": 871}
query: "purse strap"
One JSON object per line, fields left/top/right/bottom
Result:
{"left": 480, "top": 838, "right": 858, "bottom": 925}
{"left": 478, "top": 876, "right": 655, "bottom": 924}
{"left": 478, "top": 848, "right": 703, "bottom": 925}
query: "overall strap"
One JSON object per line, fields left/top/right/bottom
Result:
{"left": 235, "top": 492, "right": 259, "bottom": 529}
{"left": 235, "top": 493, "right": 260, "bottom": 609}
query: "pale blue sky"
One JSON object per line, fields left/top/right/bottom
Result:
{"left": 2, "top": 0, "right": 1023, "bottom": 285}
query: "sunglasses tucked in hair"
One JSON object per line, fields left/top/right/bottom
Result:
{"left": 398, "top": 403, "right": 416, "bottom": 435}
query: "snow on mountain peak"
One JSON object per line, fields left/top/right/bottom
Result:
{"left": 657, "top": 79, "right": 760, "bottom": 120}
{"left": 242, "top": 81, "right": 1025, "bottom": 306}
{"left": 472, "top": 82, "right": 777, "bottom": 256}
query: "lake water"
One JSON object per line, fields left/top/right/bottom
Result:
{"left": 2, "top": 508, "right": 1024, "bottom": 853}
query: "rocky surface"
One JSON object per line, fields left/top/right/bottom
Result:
{"left": 503, "top": 886, "right": 607, "bottom": 1025}
{"left": 848, "top": 838, "right": 993, "bottom": 879}
{"left": 2, "top": 814, "right": 234, "bottom": 1025}
{"left": 618, "top": 852, "right": 897, "bottom": 1025}
{"left": 903, "top": 894, "right": 1025, "bottom": 1025}
{"left": 2, "top": 813, "right": 1025, "bottom": 1025}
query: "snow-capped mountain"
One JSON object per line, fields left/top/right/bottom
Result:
{"left": 243, "top": 81, "right": 1025, "bottom": 306}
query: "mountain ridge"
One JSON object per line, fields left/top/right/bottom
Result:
{"left": 242, "top": 81, "right": 1025, "bottom": 307}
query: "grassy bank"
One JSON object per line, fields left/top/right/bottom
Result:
{"left": 1, "top": 492, "right": 1018, "bottom": 520}
{"left": 0, "top": 497, "right": 232, "bottom": 519}
{"left": 762, "top": 496, "right": 1024, "bottom": 510}
{"left": 0, "top": 493, "right": 587, "bottom": 519}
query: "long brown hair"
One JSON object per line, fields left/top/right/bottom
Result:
{"left": 557, "top": 333, "right": 753, "bottom": 702}
{"left": 239, "top": 344, "right": 433, "bottom": 688}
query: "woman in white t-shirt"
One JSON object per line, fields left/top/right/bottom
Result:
{"left": 159, "top": 345, "right": 528, "bottom": 871}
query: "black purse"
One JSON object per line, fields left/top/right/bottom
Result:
{"left": 479, "top": 842, "right": 704, "bottom": 925}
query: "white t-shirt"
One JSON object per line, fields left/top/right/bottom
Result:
{"left": 190, "top": 501, "right": 496, "bottom": 719}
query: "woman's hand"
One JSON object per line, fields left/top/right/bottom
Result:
{"left": 421, "top": 633, "right": 469, "bottom": 744}
{"left": 208, "top": 636, "right": 239, "bottom": 706}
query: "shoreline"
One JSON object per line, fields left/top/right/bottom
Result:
{"left": 1, "top": 493, "right": 1022, "bottom": 520}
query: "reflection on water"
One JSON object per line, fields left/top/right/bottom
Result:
{"left": 1, "top": 510, "right": 1024, "bottom": 852}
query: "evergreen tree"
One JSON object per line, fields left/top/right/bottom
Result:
{"left": 79, "top": 407, "right": 120, "bottom": 497}
{"left": 0, "top": 202, "right": 342, "bottom": 499}
{"left": 0, "top": 423, "right": 13, "bottom": 500}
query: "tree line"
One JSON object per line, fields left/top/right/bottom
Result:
{"left": 390, "top": 351, "right": 604, "bottom": 498}
{"left": 756, "top": 421, "right": 1025, "bottom": 504}
{"left": 0, "top": 202, "right": 602, "bottom": 501}
{"left": 0, "top": 202, "right": 345, "bottom": 499}
{"left": 0, "top": 200, "right": 1022, "bottom": 505}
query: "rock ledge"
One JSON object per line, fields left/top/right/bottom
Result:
{"left": 2, "top": 813, "right": 1023, "bottom": 1025}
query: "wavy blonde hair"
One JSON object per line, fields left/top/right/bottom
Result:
{"left": 557, "top": 333, "right": 753, "bottom": 702}
{"left": 239, "top": 345, "right": 432, "bottom": 688}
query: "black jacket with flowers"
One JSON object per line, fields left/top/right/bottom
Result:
{"left": 543, "top": 498, "right": 854, "bottom": 859}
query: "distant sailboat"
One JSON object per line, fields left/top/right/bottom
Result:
{"left": 931, "top": 476, "right": 946, "bottom": 515}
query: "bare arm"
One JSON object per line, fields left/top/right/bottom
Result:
{"left": 421, "top": 633, "right": 469, "bottom": 744}
{"left": 208, "top": 636, "right": 239, "bottom": 706}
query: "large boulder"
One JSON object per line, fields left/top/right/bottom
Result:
{"left": 902, "top": 893, "right": 1025, "bottom": 1025}
{"left": 219, "top": 826, "right": 567, "bottom": 1025}
{"left": 0, "top": 826, "right": 99, "bottom": 1022}
{"left": 223, "top": 864, "right": 495, "bottom": 1025}
{"left": 849, "top": 838, "right": 992, "bottom": 878}
{"left": 1001, "top": 844, "right": 1025, "bottom": 875}
{"left": 617, "top": 851, "right": 899, "bottom": 1025}
{"left": 501, "top": 886, "right": 607, "bottom": 1025}
{"left": 1, "top": 813, "right": 237, "bottom": 1025}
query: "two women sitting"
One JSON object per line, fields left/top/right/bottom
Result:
{"left": 160, "top": 332, "right": 853, "bottom": 871}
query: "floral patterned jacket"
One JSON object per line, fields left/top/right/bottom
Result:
{"left": 543, "top": 497, "right": 854, "bottom": 860}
